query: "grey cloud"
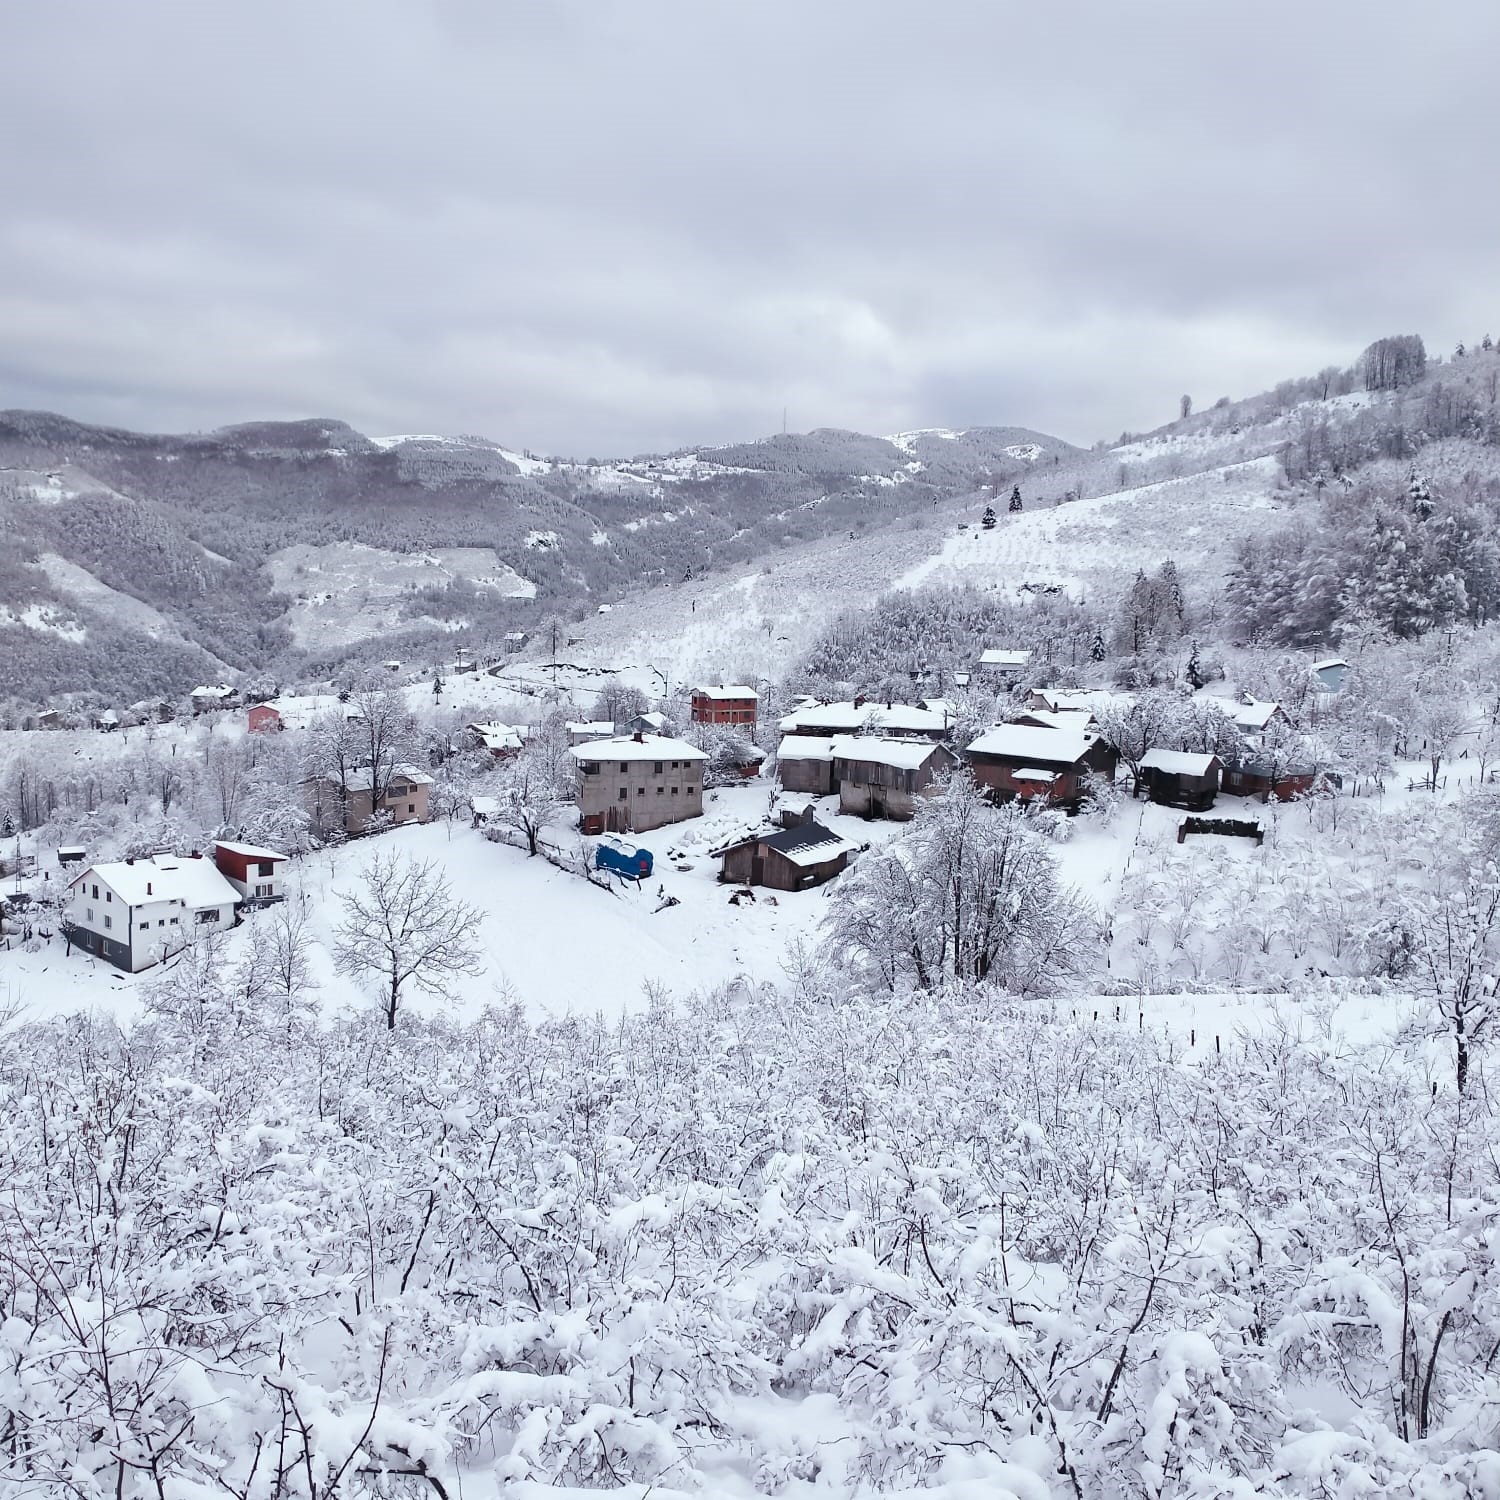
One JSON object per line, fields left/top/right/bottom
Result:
{"left": 2, "top": 1, "right": 1496, "bottom": 454}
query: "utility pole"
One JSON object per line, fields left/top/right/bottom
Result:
{"left": 550, "top": 619, "right": 559, "bottom": 688}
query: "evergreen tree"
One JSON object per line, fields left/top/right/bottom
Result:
{"left": 1186, "top": 640, "right": 1205, "bottom": 689}
{"left": 1408, "top": 470, "right": 1435, "bottom": 521}
{"left": 981, "top": 506, "right": 997, "bottom": 530}
{"left": 1008, "top": 485, "right": 1023, "bottom": 513}
{"left": 432, "top": 666, "right": 445, "bottom": 699}
{"left": 1089, "top": 630, "right": 1107, "bottom": 663}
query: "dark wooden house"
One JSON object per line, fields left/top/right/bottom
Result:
{"left": 1220, "top": 759, "right": 1319, "bottom": 803}
{"left": 1136, "top": 749, "right": 1223, "bottom": 810}
{"left": 717, "top": 820, "right": 854, "bottom": 891}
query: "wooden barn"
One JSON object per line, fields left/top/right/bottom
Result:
{"left": 247, "top": 703, "right": 284, "bottom": 733}
{"left": 1136, "top": 749, "right": 1223, "bottom": 810}
{"left": 717, "top": 820, "right": 855, "bottom": 891}
{"left": 963, "top": 723, "right": 1117, "bottom": 810}
{"left": 831, "top": 737, "right": 959, "bottom": 820}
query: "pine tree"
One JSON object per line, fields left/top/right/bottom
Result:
{"left": 1408, "top": 470, "right": 1435, "bottom": 521}
{"left": 433, "top": 667, "right": 445, "bottom": 699}
{"left": 1186, "top": 640, "right": 1205, "bottom": 689}
{"left": 1008, "top": 485, "right": 1023, "bottom": 513}
{"left": 982, "top": 506, "right": 997, "bottom": 530}
{"left": 1483, "top": 333, "right": 1494, "bottom": 351}
{"left": 1089, "top": 630, "right": 1107, "bottom": 663}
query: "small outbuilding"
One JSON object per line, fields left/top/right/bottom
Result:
{"left": 247, "top": 703, "right": 284, "bottom": 733}
{"left": 1220, "top": 759, "right": 1320, "bottom": 803}
{"left": 717, "top": 820, "right": 855, "bottom": 891}
{"left": 212, "top": 840, "right": 289, "bottom": 904}
{"left": 1136, "top": 749, "right": 1223, "bottom": 810}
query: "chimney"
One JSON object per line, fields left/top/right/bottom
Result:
{"left": 146, "top": 881, "right": 152, "bottom": 895}
{"left": 633, "top": 731, "right": 644, "bottom": 743}
{"left": 191, "top": 850, "right": 201, "bottom": 859}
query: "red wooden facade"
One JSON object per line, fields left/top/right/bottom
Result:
{"left": 246, "top": 704, "right": 283, "bottom": 733}
{"left": 691, "top": 687, "right": 759, "bottom": 726}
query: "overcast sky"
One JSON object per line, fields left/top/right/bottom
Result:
{"left": 2, "top": 2, "right": 1496, "bottom": 456}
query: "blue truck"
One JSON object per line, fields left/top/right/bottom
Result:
{"left": 594, "top": 836, "right": 653, "bottom": 880}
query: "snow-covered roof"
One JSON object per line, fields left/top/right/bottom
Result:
{"left": 1231, "top": 700, "right": 1283, "bottom": 731}
{"left": 571, "top": 735, "right": 707, "bottom": 764}
{"left": 768, "top": 822, "right": 857, "bottom": 868}
{"left": 1012, "top": 708, "right": 1092, "bottom": 732}
{"left": 214, "top": 841, "right": 288, "bottom": 862}
{"left": 775, "top": 738, "right": 841, "bottom": 763}
{"left": 567, "top": 720, "right": 616, "bottom": 735}
{"left": 1311, "top": 656, "right": 1348, "bottom": 672}
{"left": 340, "top": 763, "right": 434, "bottom": 792}
{"left": 1140, "top": 748, "right": 1221, "bottom": 777}
{"left": 58, "top": 845, "right": 88, "bottom": 857}
{"left": 74, "top": 855, "right": 239, "bottom": 910}
{"left": 1012, "top": 768, "right": 1060, "bottom": 782}
{"left": 470, "top": 795, "right": 499, "bottom": 815}
{"left": 830, "top": 735, "right": 952, "bottom": 772}
{"left": 631, "top": 711, "right": 668, "bottom": 730}
{"left": 917, "top": 698, "right": 955, "bottom": 717}
{"left": 694, "top": 684, "right": 759, "bottom": 701}
{"left": 779, "top": 701, "right": 950, "bottom": 736}
{"left": 191, "top": 683, "right": 236, "bottom": 699}
{"left": 470, "top": 721, "right": 524, "bottom": 751}
{"left": 965, "top": 724, "right": 1095, "bottom": 766}
{"left": 979, "top": 649, "right": 1032, "bottom": 668}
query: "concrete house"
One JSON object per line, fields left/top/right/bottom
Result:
{"left": 717, "top": 820, "right": 855, "bottom": 891}
{"left": 468, "top": 722, "right": 525, "bottom": 758}
{"left": 691, "top": 685, "right": 759, "bottom": 727}
{"left": 567, "top": 720, "right": 617, "bottom": 747}
{"left": 65, "top": 853, "right": 240, "bottom": 972}
{"left": 212, "top": 841, "right": 289, "bottom": 904}
{"left": 572, "top": 734, "right": 707, "bottom": 834}
{"left": 302, "top": 764, "right": 434, "bottom": 837}
{"left": 831, "top": 737, "right": 959, "bottom": 820}
{"left": 964, "top": 723, "right": 1117, "bottom": 809}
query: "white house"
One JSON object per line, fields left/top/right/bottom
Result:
{"left": 65, "top": 854, "right": 241, "bottom": 972}
{"left": 190, "top": 684, "right": 239, "bottom": 714}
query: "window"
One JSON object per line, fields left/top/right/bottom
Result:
{"left": 139, "top": 922, "right": 148, "bottom": 932}
{"left": 158, "top": 919, "right": 166, "bottom": 927}
{"left": 171, "top": 916, "right": 180, "bottom": 924}
{"left": 657, "top": 786, "right": 665, "bottom": 795}
{"left": 91, "top": 883, "right": 98, "bottom": 898}
{"left": 653, "top": 761, "right": 663, "bottom": 774}
{"left": 670, "top": 786, "right": 679, "bottom": 796}
{"left": 581, "top": 761, "right": 599, "bottom": 776}
{"left": 104, "top": 915, "right": 112, "bottom": 930}
{"left": 620, "top": 761, "right": 630, "bottom": 772}
{"left": 408, "top": 803, "right": 415, "bottom": 814}
{"left": 619, "top": 788, "right": 628, "bottom": 800}
{"left": 257, "top": 861, "right": 272, "bottom": 876}
{"left": 105, "top": 891, "right": 112, "bottom": 903}
{"left": 197, "top": 909, "right": 217, "bottom": 924}
{"left": 86, "top": 906, "right": 94, "bottom": 922}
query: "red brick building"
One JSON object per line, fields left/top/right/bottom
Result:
{"left": 690, "top": 684, "right": 759, "bottom": 727}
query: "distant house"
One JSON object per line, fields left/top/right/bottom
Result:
{"left": 57, "top": 845, "right": 87, "bottom": 867}
{"left": 1137, "top": 749, "right": 1223, "bottom": 810}
{"left": 129, "top": 699, "right": 175, "bottom": 724}
{"left": 302, "top": 764, "right": 434, "bottom": 837}
{"left": 247, "top": 703, "right": 284, "bottom": 733}
{"left": 212, "top": 840, "right": 288, "bottom": 904}
{"left": 691, "top": 685, "right": 759, "bottom": 727}
{"left": 571, "top": 734, "right": 707, "bottom": 835}
{"left": 717, "top": 820, "right": 855, "bottom": 891}
{"left": 977, "top": 649, "right": 1033, "bottom": 682}
{"left": 1312, "top": 656, "right": 1350, "bottom": 693}
{"left": 1008, "top": 708, "right": 1096, "bottom": 734}
{"left": 964, "top": 723, "right": 1117, "bottom": 809}
{"left": 567, "top": 720, "right": 617, "bottom": 747}
{"left": 64, "top": 853, "right": 240, "bottom": 972}
{"left": 831, "top": 737, "right": 959, "bottom": 820}
{"left": 92, "top": 709, "right": 121, "bottom": 732}
{"left": 625, "top": 711, "right": 668, "bottom": 736}
{"left": 468, "top": 722, "right": 525, "bottom": 758}
{"left": 779, "top": 700, "right": 952, "bottom": 740}
{"left": 1229, "top": 699, "right": 1289, "bottom": 738}
{"left": 1026, "top": 688, "right": 1109, "bottom": 722}
{"left": 35, "top": 709, "right": 62, "bottom": 730}
{"left": 190, "top": 684, "right": 239, "bottom": 715}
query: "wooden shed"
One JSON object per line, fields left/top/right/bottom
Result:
{"left": 717, "top": 820, "right": 855, "bottom": 891}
